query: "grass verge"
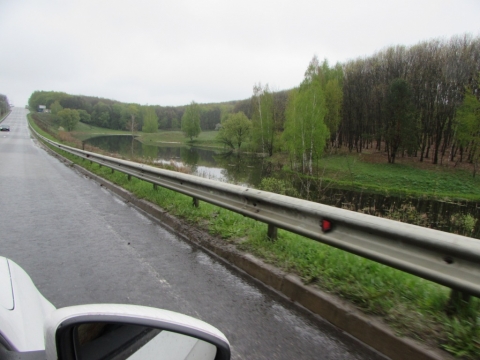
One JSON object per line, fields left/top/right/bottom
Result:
{"left": 72, "top": 123, "right": 222, "bottom": 149}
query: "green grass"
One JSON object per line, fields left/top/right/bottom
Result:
{"left": 298, "top": 153, "right": 480, "bottom": 201}
{"left": 137, "top": 131, "right": 220, "bottom": 148}
{"left": 72, "top": 123, "right": 222, "bottom": 149}
{"left": 71, "top": 122, "right": 138, "bottom": 140}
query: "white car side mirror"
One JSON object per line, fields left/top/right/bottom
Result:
{"left": 44, "top": 304, "right": 230, "bottom": 360}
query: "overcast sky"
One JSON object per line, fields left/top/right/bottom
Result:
{"left": 1, "top": 0, "right": 479, "bottom": 107}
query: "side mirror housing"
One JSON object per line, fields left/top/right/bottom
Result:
{"left": 44, "top": 304, "right": 230, "bottom": 360}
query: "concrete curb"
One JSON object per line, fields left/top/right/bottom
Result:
{"left": 44, "top": 146, "right": 453, "bottom": 360}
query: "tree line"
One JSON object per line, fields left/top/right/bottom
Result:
{"left": 225, "top": 34, "right": 480, "bottom": 175}
{"left": 0, "top": 94, "right": 10, "bottom": 118}
{"left": 28, "top": 91, "right": 235, "bottom": 133}
{"left": 339, "top": 35, "right": 480, "bottom": 167}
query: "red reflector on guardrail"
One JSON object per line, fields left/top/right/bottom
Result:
{"left": 321, "top": 219, "right": 332, "bottom": 232}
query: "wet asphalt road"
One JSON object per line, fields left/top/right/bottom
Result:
{"left": 0, "top": 108, "right": 385, "bottom": 359}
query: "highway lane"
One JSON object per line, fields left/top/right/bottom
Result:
{"left": 0, "top": 108, "right": 385, "bottom": 359}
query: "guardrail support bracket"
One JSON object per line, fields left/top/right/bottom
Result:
{"left": 446, "top": 289, "right": 472, "bottom": 316}
{"left": 267, "top": 224, "right": 277, "bottom": 241}
{"left": 192, "top": 197, "right": 199, "bottom": 207}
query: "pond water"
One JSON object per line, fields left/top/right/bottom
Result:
{"left": 84, "top": 135, "right": 266, "bottom": 185}
{"left": 84, "top": 135, "right": 480, "bottom": 238}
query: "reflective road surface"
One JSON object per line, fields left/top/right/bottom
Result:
{"left": 0, "top": 108, "right": 385, "bottom": 359}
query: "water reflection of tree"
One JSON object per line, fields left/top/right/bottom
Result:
{"left": 180, "top": 148, "right": 199, "bottom": 171}
{"left": 88, "top": 135, "right": 131, "bottom": 154}
{"left": 189, "top": 148, "right": 217, "bottom": 166}
{"left": 213, "top": 152, "right": 264, "bottom": 186}
{"left": 141, "top": 142, "right": 158, "bottom": 161}
{"left": 156, "top": 146, "right": 182, "bottom": 159}
{"left": 87, "top": 135, "right": 141, "bottom": 158}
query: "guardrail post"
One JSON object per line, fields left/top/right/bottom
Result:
{"left": 446, "top": 289, "right": 472, "bottom": 316}
{"left": 192, "top": 197, "right": 199, "bottom": 207}
{"left": 127, "top": 174, "right": 131, "bottom": 181}
{"left": 153, "top": 184, "right": 158, "bottom": 190}
{"left": 267, "top": 224, "right": 277, "bottom": 241}
{"left": 111, "top": 168, "right": 114, "bottom": 174}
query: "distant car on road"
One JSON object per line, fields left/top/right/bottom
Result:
{"left": 0, "top": 125, "right": 10, "bottom": 131}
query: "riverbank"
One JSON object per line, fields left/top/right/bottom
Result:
{"left": 71, "top": 123, "right": 480, "bottom": 202}
{"left": 271, "top": 150, "right": 480, "bottom": 201}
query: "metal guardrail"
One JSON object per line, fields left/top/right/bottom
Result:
{"left": 32, "top": 127, "right": 480, "bottom": 298}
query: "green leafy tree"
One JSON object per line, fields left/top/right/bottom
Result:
{"left": 171, "top": 118, "right": 179, "bottom": 129}
{"left": 92, "top": 102, "right": 111, "bottom": 128}
{"left": 252, "top": 84, "right": 275, "bottom": 155}
{"left": 142, "top": 107, "right": 159, "bottom": 133}
{"left": 111, "top": 104, "right": 126, "bottom": 130}
{"left": 159, "top": 117, "right": 168, "bottom": 129}
{"left": 59, "top": 95, "right": 84, "bottom": 110}
{"left": 216, "top": 112, "right": 252, "bottom": 150}
{"left": 455, "top": 89, "right": 480, "bottom": 177}
{"left": 57, "top": 109, "right": 80, "bottom": 131}
{"left": 50, "top": 100, "right": 63, "bottom": 115}
{"left": 77, "top": 109, "right": 91, "bottom": 124}
{"left": 384, "top": 78, "right": 418, "bottom": 163}
{"left": 181, "top": 101, "right": 201, "bottom": 141}
{"left": 28, "top": 91, "right": 68, "bottom": 112}
{"left": 324, "top": 78, "right": 343, "bottom": 146}
{"left": 283, "top": 57, "right": 330, "bottom": 175}
{"left": 126, "top": 104, "right": 139, "bottom": 133}
{"left": 1, "top": 95, "right": 10, "bottom": 113}
{"left": 0, "top": 94, "right": 9, "bottom": 116}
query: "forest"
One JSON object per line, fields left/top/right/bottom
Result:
{"left": 28, "top": 34, "right": 480, "bottom": 175}
{"left": 27, "top": 91, "right": 235, "bottom": 133}
{"left": 0, "top": 94, "right": 10, "bottom": 118}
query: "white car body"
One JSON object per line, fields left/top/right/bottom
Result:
{"left": 0, "top": 257, "right": 55, "bottom": 351}
{"left": 0, "top": 256, "right": 230, "bottom": 360}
